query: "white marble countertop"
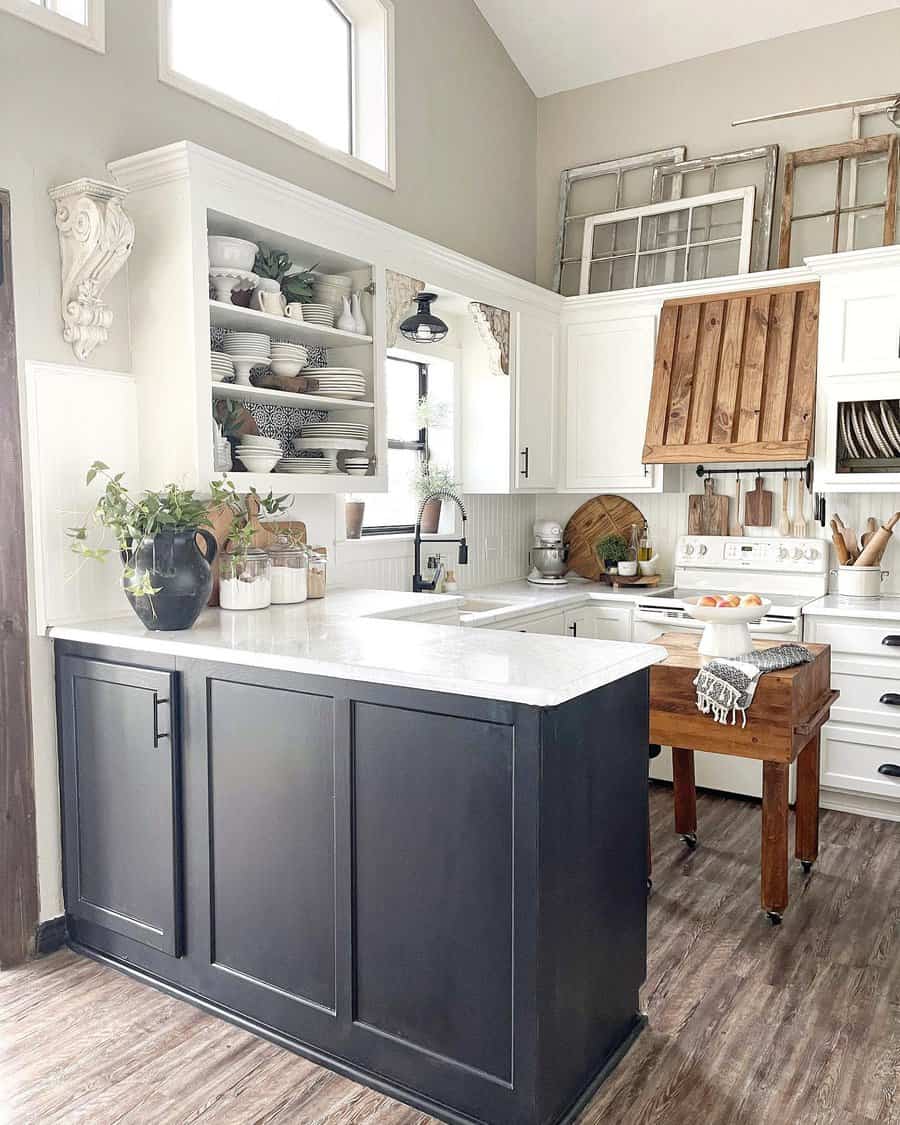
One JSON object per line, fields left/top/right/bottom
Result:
{"left": 457, "top": 576, "right": 674, "bottom": 626}
{"left": 49, "top": 587, "right": 665, "bottom": 708}
{"left": 804, "top": 593, "right": 900, "bottom": 621}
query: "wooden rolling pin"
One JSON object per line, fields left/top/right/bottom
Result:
{"left": 831, "top": 517, "right": 851, "bottom": 565}
{"left": 855, "top": 512, "right": 900, "bottom": 567}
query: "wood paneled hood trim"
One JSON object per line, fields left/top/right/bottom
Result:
{"left": 643, "top": 281, "right": 819, "bottom": 464}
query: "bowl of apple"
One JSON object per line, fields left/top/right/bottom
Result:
{"left": 683, "top": 594, "right": 771, "bottom": 658}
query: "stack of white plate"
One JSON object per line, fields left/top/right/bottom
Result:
{"left": 269, "top": 340, "right": 309, "bottom": 377}
{"left": 211, "top": 351, "right": 235, "bottom": 383}
{"left": 312, "top": 273, "right": 353, "bottom": 314}
{"left": 236, "top": 434, "right": 282, "bottom": 473}
{"left": 300, "top": 303, "right": 335, "bottom": 328}
{"left": 309, "top": 368, "right": 367, "bottom": 399}
{"left": 293, "top": 422, "right": 369, "bottom": 453}
{"left": 343, "top": 456, "right": 371, "bottom": 477}
{"left": 222, "top": 331, "right": 270, "bottom": 360}
{"left": 277, "top": 456, "right": 338, "bottom": 474}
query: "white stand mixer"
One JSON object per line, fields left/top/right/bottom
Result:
{"left": 527, "top": 519, "right": 568, "bottom": 586}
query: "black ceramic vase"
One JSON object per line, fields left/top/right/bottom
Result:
{"left": 123, "top": 528, "right": 218, "bottom": 631}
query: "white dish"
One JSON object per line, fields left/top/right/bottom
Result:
{"left": 879, "top": 400, "right": 900, "bottom": 454}
{"left": 864, "top": 401, "right": 894, "bottom": 459}
{"left": 208, "top": 235, "right": 258, "bottom": 271}
{"left": 293, "top": 437, "right": 368, "bottom": 453}
{"left": 227, "top": 354, "right": 270, "bottom": 387}
{"left": 269, "top": 359, "right": 304, "bottom": 377}
{"left": 683, "top": 597, "right": 772, "bottom": 659}
{"left": 209, "top": 267, "right": 258, "bottom": 303}
{"left": 344, "top": 468, "right": 370, "bottom": 476}
{"left": 683, "top": 597, "right": 771, "bottom": 623}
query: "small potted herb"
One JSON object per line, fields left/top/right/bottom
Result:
{"left": 412, "top": 462, "right": 460, "bottom": 535}
{"left": 69, "top": 462, "right": 217, "bottom": 631}
{"left": 211, "top": 478, "right": 291, "bottom": 611}
{"left": 595, "top": 533, "right": 629, "bottom": 574}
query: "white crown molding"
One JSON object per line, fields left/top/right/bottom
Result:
{"left": 804, "top": 244, "right": 900, "bottom": 275}
{"left": 49, "top": 178, "right": 135, "bottom": 362}
{"left": 107, "top": 142, "right": 563, "bottom": 316}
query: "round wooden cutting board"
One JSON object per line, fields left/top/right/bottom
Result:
{"left": 564, "top": 495, "right": 646, "bottom": 580}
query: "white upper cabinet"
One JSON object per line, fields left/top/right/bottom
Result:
{"left": 513, "top": 311, "right": 558, "bottom": 491}
{"left": 562, "top": 303, "right": 668, "bottom": 493}
{"left": 816, "top": 254, "right": 900, "bottom": 379}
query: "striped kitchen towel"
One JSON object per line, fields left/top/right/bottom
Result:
{"left": 694, "top": 644, "right": 813, "bottom": 727}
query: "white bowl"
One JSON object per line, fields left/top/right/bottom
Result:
{"left": 238, "top": 456, "right": 281, "bottom": 473}
{"left": 269, "top": 359, "right": 304, "bottom": 377}
{"left": 208, "top": 236, "right": 258, "bottom": 271}
{"left": 683, "top": 597, "right": 772, "bottom": 659}
{"left": 683, "top": 597, "right": 771, "bottom": 624}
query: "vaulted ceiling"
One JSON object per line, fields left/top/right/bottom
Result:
{"left": 473, "top": 0, "right": 900, "bottom": 97}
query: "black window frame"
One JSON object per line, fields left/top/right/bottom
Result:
{"left": 362, "top": 357, "right": 429, "bottom": 536}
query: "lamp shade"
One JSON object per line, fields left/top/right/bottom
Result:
{"left": 399, "top": 292, "right": 448, "bottom": 344}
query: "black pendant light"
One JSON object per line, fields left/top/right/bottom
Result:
{"left": 400, "top": 292, "right": 448, "bottom": 344}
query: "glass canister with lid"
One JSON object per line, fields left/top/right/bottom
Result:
{"left": 266, "top": 535, "right": 308, "bottom": 605}
{"left": 219, "top": 547, "right": 272, "bottom": 611}
{"left": 306, "top": 547, "right": 327, "bottom": 599}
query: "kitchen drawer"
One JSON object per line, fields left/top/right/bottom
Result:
{"left": 831, "top": 658, "right": 900, "bottom": 727}
{"left": 821, "top": 723, "right": 900, "bottom": 801}
{"left": 805, "top": 618, "right": 900, "bottom": 665}
{"left": 486, "top": 610, "right": 566, "bottom": 636}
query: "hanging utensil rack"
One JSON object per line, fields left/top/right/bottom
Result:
{"left": 695, "top": 463, "right": 813, "bottom": 490}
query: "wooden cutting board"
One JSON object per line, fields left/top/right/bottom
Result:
{"left": 564, "top": 495, "right": 646, "bottom": 580}
{"left": 744, "top": 474, "right": 774, "bottom": 527}
{"left": 688, "top": 478, "right": 729, "bottom": 536}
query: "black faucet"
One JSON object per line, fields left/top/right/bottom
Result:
{"left": 412, "top": 490, "right": 469, "bottom": 592}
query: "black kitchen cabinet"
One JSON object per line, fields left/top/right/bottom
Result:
{"left": 55, "top": 640, "right": 650, "bottom": 1125}
{"left": 56, "top": 652, "right": 182, "bottom": 956}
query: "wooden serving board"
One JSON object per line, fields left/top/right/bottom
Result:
{"left": 688, "top": 478, "right": 729, "bottom": 536}
{"left": 744, "top": 475, "right": 774, "bottom": 527}
{"left": 564, "top": 495, "right": 646, "bottom": 580}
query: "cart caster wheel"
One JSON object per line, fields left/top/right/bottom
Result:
{"left": 766, "top": 911, "right": 782, "bottom": 926}
{"left": 801, "top": 860, "right": 813, "bottom": 874}
{"left": 646, "top": 877, "right": 652, "bottom": 893}
{"left": 682, "top": 832, "right": 698, "bottom": 849}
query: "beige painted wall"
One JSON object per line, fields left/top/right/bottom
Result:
{"left": 536, "top": 8, "right": 900, "bottom": 288}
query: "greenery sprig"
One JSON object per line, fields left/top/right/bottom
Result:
{"left": 253, "top": 244, "right": 292, "bottom": 284}
{"left": 281, "top": 263, "right": 319, "bottom": 304}
{"left": 209, "top": 477, "right": 292, "bottom": 554}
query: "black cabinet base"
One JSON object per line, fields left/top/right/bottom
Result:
{"left": 68, "top": 939, "right": 646, "bottom": 1125}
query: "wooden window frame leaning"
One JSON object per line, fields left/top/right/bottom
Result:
{"left": 649, "top": 145, "right": 779, "bottom": 274}
{"left": 849, "top": 102, "right": 900, "bottom": 248}
{"left": 578, "top": 187, "right": 756, "bottom": 296}
{"left": 552, "top": 146, "right": 686, "bottom": 293}
{"left": 777, "top": 135, "right": 899, "bottom": 268}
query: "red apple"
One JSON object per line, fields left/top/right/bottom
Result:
{"left": 697, "top": 595, "right": 718, "bottom": 607}
{"left": 741, "top": 593, "right": 763, "bottom": 606}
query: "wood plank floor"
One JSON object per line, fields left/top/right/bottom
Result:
{"left": 2, "top": 785, "right": 898, "bottom": 1125}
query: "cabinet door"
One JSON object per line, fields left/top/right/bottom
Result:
{"left": 493, "top": 611, "right": 566, "bottom": 635}
{"left": 514, "top": 312, "right": 558, "bottom": 490}
{"left": 58, "top": 654, "right": 182, "bottom": 956}
{"left": 819, "top": 269, "right": 900, "bottom": 378}
{"left": 563, "top": 605, "right": 632, "bottom": 641}
{"left": 564, "top": 315, "right": 660, "bottom": 492}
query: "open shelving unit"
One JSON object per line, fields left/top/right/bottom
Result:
{"left": 211, "top": 381, "right": 375, "bottom": 411}
{"left": 209, "top": 300, "right": 373, "bottom": 349}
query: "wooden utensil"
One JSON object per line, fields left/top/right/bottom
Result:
{"left": 830, "top": 518, "right": 851, "bottom": 565}
{"left": 730, "top": 476, "right": 743, "bottom": 536}
{"left": 744, "top": 475, "right": 773, "bottom": 527}
{"left": 564, "top": 495, "right": 647, "bottom": 581}
{"left": 688, "top": 477, "right": 730, "bottom": 537}
{"left": 790, "top": 477, "right": 806, "bottom": 537}
{"left": 861, "top": 517, "right": 879, "bottom": 548}
{"left": 778, "top": 477, "right": 791, "bottom": 537}
{"left": 855, "top": 512, "right": 900, "bottom": 568}
{"left": 843, "top": 526, "right": 860, "bottom": 563}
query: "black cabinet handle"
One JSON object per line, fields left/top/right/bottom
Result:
{"left": 568, "top": 622, "right": 577, "bottom": 637}
{"left": 880, "top": 693, "right": 900, "bottom": 706}
{"left": 878, "top": 763, "right": 900, "bottom": 778}
{"left": 152, "top": 694, "right": 170, "bottom": 748}
{"left": 882, "top": 635, "right": 900, "bottom": 647}
{"left": 520, "top": 447, "right": 529, "bottom": 478}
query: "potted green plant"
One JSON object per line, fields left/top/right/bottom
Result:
{"left": 412, "top": 462, "right": 460, "bottom": 535}
{"left": 69, "top": 462, "right": 217, "bottom": 631}
{"left": 595, "top": 533, "right": 629, "bottom": 574}
{"left": 210, "top": 478, "right": 292, "bottom": 611}
{"left": 252, "top": 244, "right": 292, "bottom": 314}
{"left": 281, "top": 263, "right": 318, "bottom": 305}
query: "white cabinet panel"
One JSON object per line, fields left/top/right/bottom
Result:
{"left": 563, "top": 314, "right": 662, "bottom": 492}
{"left": 491, "top": 610, "right": 566, "bottom": 635}
{"left": 513, "top": 312, "right": 558, "bottom": 491}
{"left": 563, "top": 605, "right": 632, "bottom": 641}
{"left": 821, "top": 723, "right": 900, "bottom": 803}
{"left": 819, "top": 268, "right": 900, "bottom": 378}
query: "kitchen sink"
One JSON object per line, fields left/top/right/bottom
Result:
{"left": 458, "top": 598, "right": 516, "bottom": 614}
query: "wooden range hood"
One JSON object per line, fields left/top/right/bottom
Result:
{"left": 643, "top": 281, "right": 819, "bottom": 463}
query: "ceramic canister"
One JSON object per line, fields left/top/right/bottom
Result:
{"left": 832, "top": 565, "right": 890, "bottom": 598}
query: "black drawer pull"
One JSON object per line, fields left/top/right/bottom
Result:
{"left": 878, "top": 763, "right": 900, "bottom": 778}
{"left": 152, "top": 694, "right": 170, "bottom": 748}
{"left": 879, "top": 693, "right": 900, "bottom": 706}
{"left": 882, "top": 635, "right": 900, "bottom": 647}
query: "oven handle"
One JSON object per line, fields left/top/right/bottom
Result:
{"left": 634, "top": 614, "right": 798, "bottom": 637}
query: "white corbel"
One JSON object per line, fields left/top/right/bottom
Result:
{"left": 49, "top": 178, "right": 134, "bottom": 361}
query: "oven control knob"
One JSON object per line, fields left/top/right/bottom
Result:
{"left": 804, "top": 547, "right": 820, "bottom": 560}
{"left": 792, "top": 548, "right": 804, "bottom": 560}
{"left": 698, "top": 544, "right": 708, "bottom": 556}
{"left": 683, "top": 543, "right": 695, "bottom": 556}
{"left": 777, "top": 546, "right": 790, "bottom": 560}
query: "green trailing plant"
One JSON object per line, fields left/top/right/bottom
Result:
{"left": 281, "top": 263, "right": 319, "bottom": 304}
{"left": 595, "top": 533, "right": 629, "bottom": 565}
{"left": 68, "top": 462, "right": 212, "bottom": 599}
{"left": 253, "top": 244, "right": 292, "bottom": 284}
{"left": 210, "top": 477, "right": 292, "bottom": 565}
{"left": 411, "top": 461, "right": 460, "bottom": 502}
{"left": 214, "top": 398, "right": 245, "bottom": 439}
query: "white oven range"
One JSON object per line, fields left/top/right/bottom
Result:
{"left": 633, "top": 535, "right": 828, "bottom": 798}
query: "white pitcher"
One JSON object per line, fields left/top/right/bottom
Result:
{"left": 351, "top": 292, "right": 367, "bottom": 335}
{"left": 336, "top": 295, "right": 356, "bottom": 332}
{"left": 252, "top": 278, "right": 286, "bottom": 316}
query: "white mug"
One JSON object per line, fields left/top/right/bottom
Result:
{"left": 285, "top": 303, "right": 305, "bottom": 320}
{"left": 618, "top": 559, "right": 639, "bottom": 577}
{"left": 252, "top": 285, "right": 286, "bottom": 316}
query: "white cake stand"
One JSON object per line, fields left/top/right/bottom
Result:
{"left": 683, "top": 598, "right": 772, "bottom": 659}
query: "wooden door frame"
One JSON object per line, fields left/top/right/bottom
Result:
{"left": 0, "top": 188, "right": 40, "bottom": 967}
